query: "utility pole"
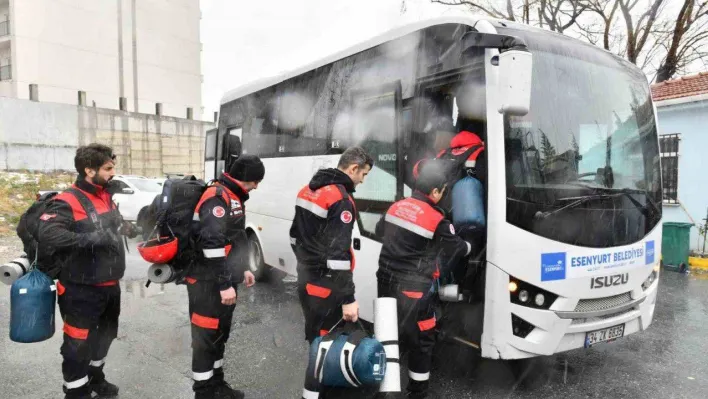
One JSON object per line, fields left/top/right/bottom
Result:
{"left": 702, "top": 207, "right": 707, "bottom": 255}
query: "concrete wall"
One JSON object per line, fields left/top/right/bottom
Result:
{"left": 0, "top": 96, "right": 212, "bottom": 177}
{"left": 656, "top": 98, "right": 708, "bottom": 252}
{"left": 7, "top": 0, "right": 202, "bottom": 119}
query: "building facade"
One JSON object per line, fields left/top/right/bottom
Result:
{"left": 652, "top": 72, "right": 708, "bottom": 253}
{"left": 0, "top": 0, "right": 203, "bottom": 119}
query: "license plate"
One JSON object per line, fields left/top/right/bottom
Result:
{"left": 585, "top": 324, "right": 625, "bottom": 347}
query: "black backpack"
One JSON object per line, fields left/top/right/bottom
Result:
{"left": 138, "top": 175, "right": 218, "bottom": 270}
{"left": 436, "top": 144, "right": 484, "bottom": 182}
{"left": 16, "top": 188, "right": 102, "bottom": 279}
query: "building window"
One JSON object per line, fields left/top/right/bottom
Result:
{"left": 659, "top": 133, "right": 680, "bottom": 204}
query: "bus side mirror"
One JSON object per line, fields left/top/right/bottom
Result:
{"left": 497, "top": 50, "right": 532, "bottom": 116}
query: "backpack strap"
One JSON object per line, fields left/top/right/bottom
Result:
{"left": 214, "top": 185, "right": 229, "bottom": 204}
{"left": 65, "top": 187, "right": 102, "bottom": 229}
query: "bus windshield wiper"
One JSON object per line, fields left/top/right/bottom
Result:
{"left": 601, "top": 187, "right": 660, "bottom": 218}
{"left": 535, "top": 185, "right": 660, "bottom": 220}
{"left": 534, "top": 192, "right": 622, "bottom": 220}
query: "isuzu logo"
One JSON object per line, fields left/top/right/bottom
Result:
{"left": 591, "top": 273, "right": 629, "bottom": 289}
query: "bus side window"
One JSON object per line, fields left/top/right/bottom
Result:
{"left": 205, "top": 131, "right": 217, "bottom": 162}
{"left": 242, "top": 91, "right": 279, "bottom": 157}
{"left": 348, "top": 82, "right": 401, "bottom": 240}
{"left": 275, "top": 68, "right": 330, "bottom": 157}
{"left": 222, "top": 127, "right": 242, "bottom": 173}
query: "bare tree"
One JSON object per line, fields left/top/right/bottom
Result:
{"left": 431, "top": 0, "right": 518, "bottom": 20}
{"left": 616, "top": 0, "right": 665, "bottom": 64}
{"left": 432, "top": 0, "right": 708, "bottom": 82}
{"left": 654, "top": 0, "right": 708, "bottom": 82}
{"left": 538, "top": 0, "right": 589, "bottom": 33}
{"left": 585, "top": 0, "right": 621, "bottom": 50}
{"left": 431, "top": 0, "right": 586, "bottom": 31}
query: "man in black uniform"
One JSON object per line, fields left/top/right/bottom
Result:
{"left": 377, "top": 159, "right": 472, "bottom": 399}
{"left": 38, "top": 144, "right": 137, "bottom": 399}
{"left": 290, "top": 146, "right": 373, "bottom": 342}
{"left": 290, "top": 147, "right": 372, "bottom": 399}
{"left": 186, "top": 155, "right": 263, "bottom": 399}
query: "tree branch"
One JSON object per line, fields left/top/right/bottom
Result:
{"left": 430, "top": 0, "right": 506, "bottom": 18}
{"left": 635, "top": 0, "right": 665, "bottom": 55}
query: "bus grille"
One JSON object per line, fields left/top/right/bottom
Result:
{"left": 574, "top": 292, "right": 633, "bottom": 313}
{"left": 570, "top": 309, "right": 633, "bottom": 325}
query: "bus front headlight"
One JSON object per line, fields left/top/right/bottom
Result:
{"left": 534, "top": 293, "right": 545, "bottom": 307}
{"left": 642, "top": 269, "right": 658, "bottom": 291}
{"left": 508, "top": 276, "right": 558, "bottom": 310}
{"left": 519, "top": 290, "right": 529, "bottom": 303}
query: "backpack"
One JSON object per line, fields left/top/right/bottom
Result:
{"left": 138, "top": 175, "right": 218, "bottom": 270}
{"left": 16, "top": 188, "right": 102, "bottom": 279}
{"left": 436, "top": 144, "right": 484, "bottom": 182}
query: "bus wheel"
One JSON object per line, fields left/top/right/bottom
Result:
{"left": 248, "top": 233, "right": 270, "bottom": 282}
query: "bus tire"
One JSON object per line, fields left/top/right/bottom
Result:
{"left": 248, "top": 233, "right": 270, "bottom": 282}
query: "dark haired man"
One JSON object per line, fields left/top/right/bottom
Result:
{"left": 376, "top": 159, "right": 472, "bottom": 399}
{"left": 38, "top": 143, "right": 136, "bottom": 399}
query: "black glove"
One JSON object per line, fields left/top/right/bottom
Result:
{"left": 119, "top": 221, "right": 139, "bottom": 239}
{"left": 77, "top": 230, "right": 120, "bottom": 249}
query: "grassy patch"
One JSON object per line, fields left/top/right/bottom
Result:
{"left": 0, "top": 171, "right": 75, "bottom": 236}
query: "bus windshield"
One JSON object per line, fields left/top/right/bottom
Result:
{"left": 499, "top": 26, "right": 662, "bottom": 248}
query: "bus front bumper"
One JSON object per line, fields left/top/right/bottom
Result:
{"left": 495, "top": 275, "right": 659, "bottom": 359}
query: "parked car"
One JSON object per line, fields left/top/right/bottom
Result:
{"left": 111, "top": 175, "right": 164, "bottom": 222}
{"left": 37, "top": 175, "right": 166, "bottom": 223}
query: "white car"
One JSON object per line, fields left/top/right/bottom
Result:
{"left": 111, "top": 175, "right": 164, "bottom": 222}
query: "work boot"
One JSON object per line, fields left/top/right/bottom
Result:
{"left": 89, "top": 379, "right": 119, "bottom": 397}
{"left": 374, "top": 392, "right": 404, "bottom": 399}
{"left": 406, "top": 380, "right": 432, "bottom": 399}
{"left": 195, "top": 383, "right": 245, "bottom": 399}
{"left": 213, "top": 381, "right": 245, "bottom": 399}
{"left": 63, "top": 385, "right": 95, "bottom": 399}
{"left": 64, "top": 393, "right": 94, "bottom": 399}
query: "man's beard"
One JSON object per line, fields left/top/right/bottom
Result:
{"left": 92, "top": 174, "right": 111, "bottom": 187}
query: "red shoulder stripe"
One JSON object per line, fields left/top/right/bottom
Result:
{"left": 55, "top": 192, "right": 86, "bottom": 221}
{"left": 386, "top": 198, "right": 443, "bottom": 233}
{"left": 296, "top": 184, "right": 345, "bottom": 217}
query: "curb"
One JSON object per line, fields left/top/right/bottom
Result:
{"left": 689, "top": 257, "right": 708, "bottom": 271}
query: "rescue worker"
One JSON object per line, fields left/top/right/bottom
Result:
{"left": 376, "top": 159, "right": 472, "bottom": 399}
{"left": 186, "top": 155, "right": 263, "bottom": 399}
{"left": 38, "top": 144, "right": 137, "bottom": 399}
{"left": 291, "top": 147, "right": 372, "bottom": 399}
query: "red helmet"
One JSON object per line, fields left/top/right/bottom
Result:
{"left": 138, "top": 237, "right": 178, "bottom": 264}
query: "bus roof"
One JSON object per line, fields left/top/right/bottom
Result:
{"left": 219, "top": 11, "right": 635, "bottom": 106}
{"left": 219, "top": 11, "right": 488, "bottom": 105}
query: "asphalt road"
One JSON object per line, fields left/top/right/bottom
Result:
{"left": 1, "top": 237, "right": 707, "bottom": 398}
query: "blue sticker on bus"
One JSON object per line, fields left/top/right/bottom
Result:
{"left": 541, "top": 252, "right": 566, "bottom": 281}
{"left": 645, "top": 241, "right": 655, "bottom": 264}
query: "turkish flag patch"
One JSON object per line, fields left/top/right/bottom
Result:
{"left": 340, "top": 210, "right": 353, "bottom": 224}
{"left": 39, "top": 213, "right": 57, "bottom": 221}
{"left": 212, "top": 206, "right": 226, "bottom": 218}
